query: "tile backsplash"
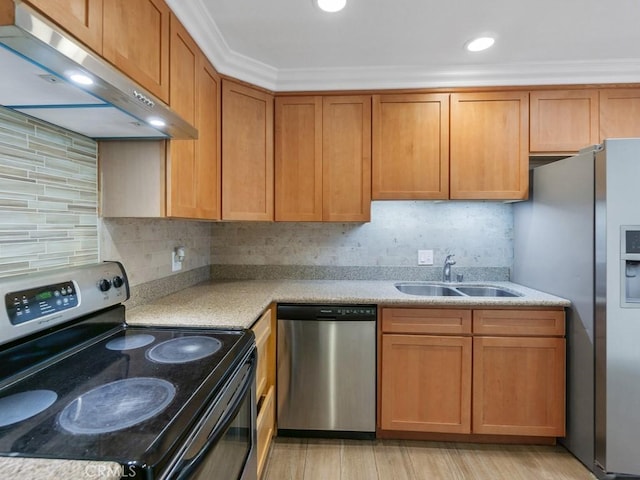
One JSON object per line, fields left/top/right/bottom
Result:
{"left": 211, "top": 201, "right": 513, "bottom": 270}
{"left": 100, "top": 218, "right": 213, "bottom": 286}
{"left": 0, "top": 107, "right": 98, "bottom": 276}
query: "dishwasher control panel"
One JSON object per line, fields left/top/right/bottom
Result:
{"left": 277, "top": 304, "right": 377, "bottom": 321}
{"left": 319, "top": 306, "right": 376, "bottom": 317}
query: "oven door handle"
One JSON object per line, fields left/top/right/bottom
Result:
{"left": 174, "top": 352, "right": 256, "bottom": 480}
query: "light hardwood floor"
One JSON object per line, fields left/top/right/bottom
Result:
{"left": 263, "top": 438, "right": 597, "bottom": 480}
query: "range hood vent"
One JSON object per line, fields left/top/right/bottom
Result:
{"left": 0, "top": 3, "right": 197, "bottom": 140}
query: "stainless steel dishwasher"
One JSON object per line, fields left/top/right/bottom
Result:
{"left": 276, "top": 304, "right": 376, "bottom": 438}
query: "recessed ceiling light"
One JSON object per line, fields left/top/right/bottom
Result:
{"left": 316, "top": 0, "right": 346, "bottom": 13}
{"left": 466, "top": 36, "right": 495, "bottom": 52}
{"left": 69, "top": 73, "right": 94, "bottom": 85}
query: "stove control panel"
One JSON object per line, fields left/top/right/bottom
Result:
{"left": 5, "top": 281, "right": 79, "bottom": 325}
{"left": 0, "top": 261, "right": 130, "bottom": 347}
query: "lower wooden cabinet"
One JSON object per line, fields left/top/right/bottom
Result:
{"left": 379, "top": 307, "right": 566, "bottom": 440}
{"left": 256, "top": 385, "right": 275, "bottom": 476}
{"left": 473, "top": 335, "right": 565, "bottom": 436}
{"left": 252, "top": 305, "right": 276, "bottom": 478}
{"left": 380, "top": 334, "right": 471, "bottom": 433}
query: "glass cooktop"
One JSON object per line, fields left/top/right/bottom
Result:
{"left": 0, "top": 323, "right": 253, "bottom": 471}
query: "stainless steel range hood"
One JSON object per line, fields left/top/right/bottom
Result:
{"left": 0, "top": 3, "right": 197, "bottom": 139}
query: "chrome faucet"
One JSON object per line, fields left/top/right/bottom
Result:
{"left": 442, "top": 254, "right": 456, "bottom": 282}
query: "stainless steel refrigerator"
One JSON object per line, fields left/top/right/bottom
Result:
{"left": 513, "top": 138, "right": 640, "bottom": 479}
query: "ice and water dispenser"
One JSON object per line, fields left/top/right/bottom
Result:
{"left": 622, "top": 227, "right": 640, "bottom": 306}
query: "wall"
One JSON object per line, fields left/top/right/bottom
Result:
{"left": 0, "top": 107, "right": 98, "bottom": 276}
{"left": 210, "top": 201, "right": 513, "bottom": 280}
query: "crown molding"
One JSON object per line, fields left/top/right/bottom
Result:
{"left": 166, "top": 0, "right": 278, "bottom": 90}
{"left": 274, "top": 60, "right": 640, "bottom": 92}
{"left": 166, "top": 1, "right": 640, "bottom": 92}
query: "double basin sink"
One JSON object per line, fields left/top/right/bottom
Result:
{"left": 395, "top": 282, "right": 522, "bottom": 298}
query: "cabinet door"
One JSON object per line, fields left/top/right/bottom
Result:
{"left": 372, "top": 94, "right": 449, "bottom": 199}
{"left": 102, "top": 0, "right": 170, "bottom": 102}
{"left": 450, "top": 92, "right": 529, "bottom": 200}
{"left": 380, "top": 334, "right": 472, "bottom": 434}
{"left": 473, "top": 309, "right": 565, "bottom": 336}
{"left": 167, "top": 57, "right": 221, "bottom": 220}
{"left": 529, "top": 90, "right": 599, "bottom": 153}
{"left": 25, "top": 0, "right": 103, "bottom": 53}
{"left": 222, "top": 80, "right": 274, "bottom": 221}
{"left": 473, "top": 336, "right": 565, "bottom": 436}
{"left": 275, "top": 96, "right": 323, "bottom": 221}
{"left": 322, "top": 96, "right": 372, "bottom": 222}
{"left": 169, "top": 15, "right": 197, "bottom": 126}
{"left": 381, "top": 308, "right": 471, "bottom": 335}
{"left": 599, "top": 88, "right": 640, "bottom": 140}
{"left": 194, "top": 59, "right": 222, "bottom": 219}
{"left": 167, "top": 16, "right": 221, "bottom": 220}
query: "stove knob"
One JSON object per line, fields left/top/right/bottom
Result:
{"left": 98, "top": 278, "right": 112, "bottom": 292}
{"left": 112, "top": 276, "right": 124, "bottom": 288}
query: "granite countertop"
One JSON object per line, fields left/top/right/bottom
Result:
{"left": 0, "top": 458, "right": 122, "bottom": 480}
{"left": 127, "top": 279, "right": 570, "bottom": 329}
{"left": 1, "top": 279, "right": 568, "bottom": 479}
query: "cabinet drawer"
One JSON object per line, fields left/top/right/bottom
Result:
{"left": 256, "top": 385, "right": 275, "bottom": 478}
{"left": 382, "top": 308, "right": 471, "bottom": 335}
{"left": 473, "top": 309, "right": 565, "bottom": 336}
{"left": 253, "top": 309, "right": 271, "bottom": 399}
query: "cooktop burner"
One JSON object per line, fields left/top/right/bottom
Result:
{"left": 146, "top": 335, "right": 223, "bottom": 364}
{"left": 59, "top": 377, "right": 176, "bottom": 434}
{"left": 0, "top": 390, "right": 58, "bottom": 428}
{"left": 106, "top": 333, "right": 155, "bottom": 351}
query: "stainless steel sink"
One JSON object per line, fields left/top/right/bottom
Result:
{"left": 454, "top": 286, "right": 523, "bottom": 297}
{"left": 394, "top": 282, "right": 523, "bottom": 297}
{"left": 394, "top": 283, "right": 463, "bottom": 296}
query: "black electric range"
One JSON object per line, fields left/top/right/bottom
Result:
{"left": 0, "top": 262, "right": 256, "bottom": 479}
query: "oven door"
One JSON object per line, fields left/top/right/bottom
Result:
{"left": 163, "top": 348, "right": 257, "bottom": 480}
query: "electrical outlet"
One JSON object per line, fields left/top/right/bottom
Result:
{"left": 418, "top": 249, "right": 434, "bottom": 265}
{"left": 171, "top": 251, "right": 183, "bottom": 272}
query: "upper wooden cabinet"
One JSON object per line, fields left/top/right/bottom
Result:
{"left": 24, "top": 0, "right": 103, "bottom": 53}
{"left": 102, "top": 0, "right": 171, "bottom": 103}
{"left": 222, "top": 80, "right": 274, "bottom": 221}
{"left": 169, "top": 15, "right": 197, "bottom": 125}
{"left": 529, "top": 90, "right": 599, "bottom": 153}
{"left": 599, "top": 88, "right": 640, "bottom": 140}
{"left": 167, "top": 16, "right": 221, "bottom": 220}
{"left": 275, "top": 96, "right": 323, "bottom": 221}
{"left": 450, "top": 92, "right": 529, "bottom": 200}
{"left": 274, "top": 95, "right": 371, "bottom": 222}
{"left": 322, "top": 96, "right": 372, "bottom": 222}
{"left": 372, "top": 94, "right": 449, "bottom": 200}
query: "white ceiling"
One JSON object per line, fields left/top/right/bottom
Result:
{"left": 166, "top": 0, "right": 640, "bottom": 92}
